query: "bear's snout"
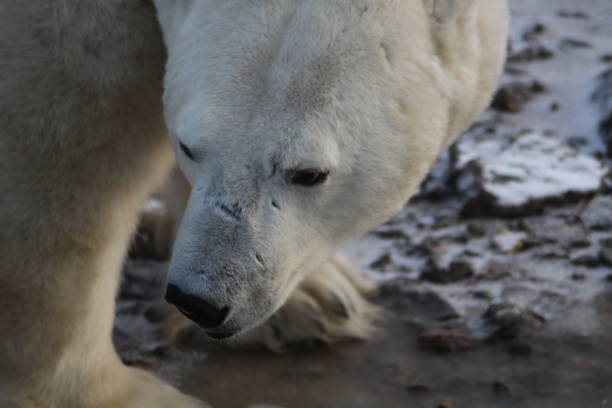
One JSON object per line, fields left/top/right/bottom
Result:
{"left": 165, "top": 283, "right": 230, "bottom": 330}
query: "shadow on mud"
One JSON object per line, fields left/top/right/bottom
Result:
{"left": 171, "top": 281, "right": 612, "bottom": 408}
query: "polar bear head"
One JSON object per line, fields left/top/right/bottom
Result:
{"left": 153, "top": 0, "right": 507, "bottom": 338}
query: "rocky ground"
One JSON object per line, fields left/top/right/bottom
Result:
{"left": 116, "top": 1, "right": 612, "bottom": 407}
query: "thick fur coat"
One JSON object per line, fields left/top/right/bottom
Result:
{"left": 0, "top": 1, "right": 508, "bottom": 406}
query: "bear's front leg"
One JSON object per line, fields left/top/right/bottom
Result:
{"left": 98, "top": 365, "right": 209, "bottom": 408}
{"left": 236, "top": 255, "right": 382, "bottom": 352}
{"left": 0, "top": 197, "right": 208, "bottom": 408}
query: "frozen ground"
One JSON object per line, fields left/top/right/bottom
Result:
{"left": 116, "top": 1, "right": 612, "bottom": 407}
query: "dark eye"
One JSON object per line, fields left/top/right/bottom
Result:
{"left": 179, "top": 141, "right": 195, "bottom": 161}
{"left": 290, "top": 169, "right": 329, "bottom": 187}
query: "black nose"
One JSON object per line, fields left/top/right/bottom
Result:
{"left": 165, "top": 284, "right": 230, "bottom": 329}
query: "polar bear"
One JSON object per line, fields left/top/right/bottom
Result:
{"left": 0, "top": 1, "right": 508, "bottom": 407}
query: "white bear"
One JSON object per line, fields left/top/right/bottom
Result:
{"left": 0, "top": 1, "right": 508, "bottom": 407}
{"left": 155, "top": 0, "right": 510, "bottom": 345}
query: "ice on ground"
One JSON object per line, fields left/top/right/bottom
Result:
{"left": 491, "top": 229, "right": 527, "bottom": 253}
{"left": 455, "top": 131, "right": 607, "bottom": 213}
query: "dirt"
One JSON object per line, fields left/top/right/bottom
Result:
{"left": 115, "top": 1, "right": 612, "bottom": 407}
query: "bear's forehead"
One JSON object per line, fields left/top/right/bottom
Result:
{"left": 194, "top": 2, "right": 386, "bottom": 109}
{"left": 170, "top": 0, "right": 432, "bottom": 152}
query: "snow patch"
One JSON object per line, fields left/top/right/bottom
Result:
{"left": 456, "top": 132, "right": 607, "bottom": 212}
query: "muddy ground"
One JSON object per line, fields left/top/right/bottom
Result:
{"left": 116, "top": 1, "right": 612, "bottom": 407}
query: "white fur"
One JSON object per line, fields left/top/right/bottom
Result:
{"left": 0, "top": 0, "right": 508, "bottom": 406}
{"left": 154, "top": 0, "right": 509, "bottom": 337}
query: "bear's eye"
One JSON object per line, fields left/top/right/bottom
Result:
{"left": 289, "top": 169, "right": 329, "bottom": 187}
{"left": 179, "top": 141, "right": 195, "bottom": 161}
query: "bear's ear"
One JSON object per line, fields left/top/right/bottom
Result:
{"left": 423, "top": 0, "right": 475, "bottom": 24}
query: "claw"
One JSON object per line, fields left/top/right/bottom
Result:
{"left": 330, "top": 295, "right": 350, "bottom": 319}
